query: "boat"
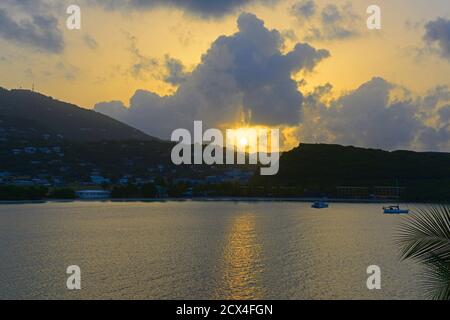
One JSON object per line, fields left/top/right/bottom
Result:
{"left": 382, "top": 179, "right": 409, "bottom": 214}
{"left": 383, "top": 205, "right": 409, "bottom": 214}
{"left": 312, "top": 200, "right": 329, "bottom": 209}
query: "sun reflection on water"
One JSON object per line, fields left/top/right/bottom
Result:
{"left": 215, "top": 213, "right": 265, "bottom": 299}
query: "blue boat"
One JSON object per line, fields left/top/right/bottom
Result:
{"left": 382, "top": 179, "right": 409, "bottom": 214}
{"left": 312, "top": 200, "right": 329, "bottom": 209}
{"left": 383, "top": 205, "right": 409, "bottom": 214}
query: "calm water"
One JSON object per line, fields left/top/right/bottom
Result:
{"left": 0, "top": 201, "right": 424, "bottom": 299}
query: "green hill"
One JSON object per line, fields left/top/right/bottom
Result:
{"left": 254, "top": 143, "right": 450, "bottom": 201}
{"left": 0, "top": 87, "right": 155, "bottom": 142}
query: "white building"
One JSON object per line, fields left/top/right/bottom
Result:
{"left": 76, "top": 190, "right": 111, "bottom": 200}
{"left": 90, "top": 175, "right": 111, "bottom": 185}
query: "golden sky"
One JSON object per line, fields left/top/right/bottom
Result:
{"left": 1, "top": 0, "right": 450, "bottom": 151}
{"left": 0, "top": 0, "right": 448, "bottom": 107}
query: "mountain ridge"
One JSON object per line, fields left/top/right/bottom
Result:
{"left": 0, "top": 87, "right": 157, "bottom": 142}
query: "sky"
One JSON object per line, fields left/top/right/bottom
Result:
{"left": 0, "top": 0, "right": 450, "bottom": 151}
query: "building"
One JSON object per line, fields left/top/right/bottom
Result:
{"left": 182, "top": 188, "right": 194, "bottom": 197}
{"left": 24, "top": 147, "right": 37, "bottom": 154}
{"left": 90, "top": 175, "right": 111, "bottom": 185}
{"left": 12, "top": 180, "right": 34, "bottom": 186}
{"left": 135, "top": 177, "right": 155, "bottom": 185}
{"left": 0, "top": 171, "right": 10, "bottom": 178}
{"left": 374, "top": 186, "right": 404, "bottom": 199}
{"left": 174, "top": 178, "right": 203, "bottom": 185}
{"left": 118, "top": 177, "right": 130, "bottom": 185}
{"left": 337, "top": 186, "right": 370, "bottom": 199}
{"left": 76, "top": 190, "right": 111, "bottom": 200}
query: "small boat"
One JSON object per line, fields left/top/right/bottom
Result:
{"left": 383, "top": 205, "right": 409, "bottom": 214}
{"left": 312, "top": 200, "right": 329, "bottom": 209}
{"left": 382, "top": 179, "right": 409, "bottom": 214}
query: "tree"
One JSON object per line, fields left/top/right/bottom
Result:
{"left": 48, "top": 188, "right": 76, "bottom": 199}
{"left": 141, "top": 183, "right": 157, "bottom": 198}
{"left": 396, "top": 205, "right": 450, "bottom": 300}
{"left": 111, "top": 184, "right": 140, "bottom": 198}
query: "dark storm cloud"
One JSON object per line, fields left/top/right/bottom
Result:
{"left": 414, "top": 86, "right": 450, "bottom": 150}
{"left": 424, "top": 17, "right": 450, "bottom": 61}
{"left": 164, "top": 56, "right": 188, "bottom": 86}
{"left": 299, "top": 78, "right": 450, "bottom": 151}
{"left": 291, "top": 1, "right": 361, "bottom": 41}
{"left": 0, "top": 1, "right": 64, "bottom": 53}
{"left": 90, "top": 0, "right": 277, "bottom": 17}
{"left": 292, "top": 0, "right": 316, "bottom": 19}
{"left": 95, "top": 13, "right": 329, "bottom": 139}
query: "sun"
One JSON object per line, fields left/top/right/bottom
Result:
{"left": 239, "top": 137, "right": 249, "bottom": 147}
{"left": 232, "top": 126, "right": 266, "bottom": 151}
{"left": 227, "top": 125, "right": 282, "bottom": 152}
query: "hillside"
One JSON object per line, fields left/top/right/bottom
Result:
{"left": 1, "top": 88, "right": 450, "bottom": 202}
{"left": 254, "top": 143, "right": 450, "bottom": 200}
{"left": 276, "top": 143, "right": 450, "bottom": 182}
{"left": 0, "top": 87, "right": 154, "bottom": 142}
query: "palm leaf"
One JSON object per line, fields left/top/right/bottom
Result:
{"left": 396, "top": 205, "right": 450, "bottom": 264}
{"left": 420, "top": 254, "right": 450, "bottom": 300}
{"left": 396, "top": 205, "right": 450, "bottom": 300}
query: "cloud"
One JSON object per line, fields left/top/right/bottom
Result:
{"left": 292, "top": 0, "right": 316, "bottom": 20}
{"left": 83, "top": 34, "right": 99, "bottom": 50}
{"left": 414, "top": 86, "right": 450, "bottom": 150}
{"left": 291, "top": 1, "right": 361, "bottom": 41}
{"left": 125, "top": 33, "right": 159, "bottom": 80}
{"left": 0, "top": 8, "right": 64, "bottom": 53}
{"left": 424, "top": 17, "right": 450, "bottom": 61}
{"left": 298, "top": 78, "right": 450, "bottom": 151}
{"left": 55, "top": 61, "right": 79, "bottom": 81}
{"left": 95, "top": 12, "right": 329, "bottom": 139}
{"left": 0, "top": 1, "right": 65, "bottom": 53}
{"left": 164, "top": 56, "right": 189, "bottom": 86}
{"left": 94, "top": 101, "right": 129, "bottom": 123}
{"left": 320, "top": 78, "right": 419, "bottom": 150}
{"left": 90, "top": 0, "right": 278, "bottom": 18}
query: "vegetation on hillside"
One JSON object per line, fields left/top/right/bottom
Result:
{"left": 255, "top": 144, "right": 450, "bottom": 201}
{"left": 0, "top": 87, "right": 153, "bottom": 142}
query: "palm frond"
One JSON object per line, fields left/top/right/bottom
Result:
{"left": 396, "top": 205, "right": 450, "bottom": 264}
{"left": 396, "top": 204, "right": 450, "bottom": 300}
{"left": 420, "top": 255, "right": 450, "bottom": 300}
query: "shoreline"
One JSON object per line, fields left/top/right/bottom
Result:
{"left": 0, "top": 197, "right": 425, "bottom": 205}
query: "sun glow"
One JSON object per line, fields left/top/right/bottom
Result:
{"left": 171, "top": 121, "right": 280, "bottom": 175}
{"left": 239, "top": 137, "right": 249, "bottom": 147}
{"left": 230, "top": 126, "right": 280, "bottom": 153}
